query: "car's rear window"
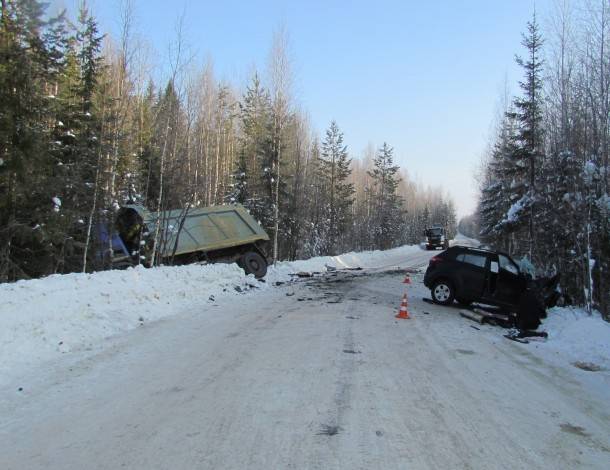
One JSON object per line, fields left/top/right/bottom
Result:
{"left": 456, "top": 252, "right": 487, "bottom": 268}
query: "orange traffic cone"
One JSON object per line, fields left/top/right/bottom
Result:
{"left": 395, "top": 293, "right": 410, "bottom": 319}
{"left": 403, "top": 275, "right": 411, "bottom": 284}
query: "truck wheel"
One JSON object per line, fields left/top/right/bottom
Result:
{"left": 241, "top": 251, "right": 267, "bottom": 278}
{"left": 431, "top": 279, "right": 455, "bottom": 305}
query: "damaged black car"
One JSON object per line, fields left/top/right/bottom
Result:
{"left": 423, "top": 246, "right": 560, "bottom": 319}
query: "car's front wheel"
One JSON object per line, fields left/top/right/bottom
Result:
{"left": 431, "top": 279, "right": 455, "bottom": 305}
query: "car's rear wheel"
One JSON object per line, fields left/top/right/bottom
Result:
{"left": 431, "top": 279, "right": 455, "bottom": 305}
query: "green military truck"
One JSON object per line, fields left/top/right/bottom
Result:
{"left": 104, "top": 204, "right": 270, "bottom": 278}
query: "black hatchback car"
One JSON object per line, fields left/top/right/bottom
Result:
{"left": 423, "top": 245, "right": 528, "bottom": 310}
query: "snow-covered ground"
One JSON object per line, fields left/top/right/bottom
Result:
{"left": 1, "top": 256, "right": 608, "bottom": 469}
{"left": 0, "top": 244, "right": 425, "bottom": 385}
{"left": 534, "top": 306, "right": 610, "bottom": 370}
{"left": 1, "top": 241, "right": 609, "bottom": 387}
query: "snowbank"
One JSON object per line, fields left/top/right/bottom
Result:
{"left": 538, "top": 307, "right": 610, "bottom": 369}
{"left": 266, "top": 244, "right": 422, "bottom": 283}
{"left": 0, "top": 263, "right": 253, "bottom": 383}
{"left": 0, "top": 244, "right": 421, "bottom": 384}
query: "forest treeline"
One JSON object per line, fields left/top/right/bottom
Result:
{"left": 0, "top": 1, "right": 456, "bottom": 282}
{"left": 476, "top": 3, "right": 610, "bottom": 318}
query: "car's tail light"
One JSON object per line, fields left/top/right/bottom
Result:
{"left": 429, "top": 256, "right": 443, "bottom": 266}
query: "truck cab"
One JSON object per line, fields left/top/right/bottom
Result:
{"left": 424, "top": 226, "right": 449, "bottom": 250}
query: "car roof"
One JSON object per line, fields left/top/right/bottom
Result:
{"left": 449, "top": 245, "right": 514, "bottom": 259}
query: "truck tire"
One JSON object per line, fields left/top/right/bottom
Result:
{"left": 241, "top": 251, "right": 267, "bottom": 278}
{"left": 431, "top": 279, "right": 455, "bottom": 305}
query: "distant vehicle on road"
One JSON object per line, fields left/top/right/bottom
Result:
{"left": 424, "top": 226, "right": 449, "bottom": 250}
{"left": 423, "top": 245, "right": 559, "bottom": 311}
{"left": 97, "top": 204, "right": 270, "bottom": 278}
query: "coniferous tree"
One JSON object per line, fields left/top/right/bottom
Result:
{"left": 0, "top": 0, "right": 65, "bottom": 279}
{"left": 239, "top": 73, "right": 274, "bottom": 229}
{"left": 368, "top": 143, "right": 403, "bottom": 250}
{"left": 505, "top": 13, "right": 545, "bottom": 258}
{"left": 136, "top": 80, "right": 157, "bottom": 206}
{"left": 479, "top": 112, "right": 519, "bottom": 251}
{"left": 74, "top": 4, "right": 107, "bottom": 271}
{"left": 318, "top": 121, "right": 354, "bottom": 254}
{"left": 226, "top": 153, "right": 249, "bottom": 205}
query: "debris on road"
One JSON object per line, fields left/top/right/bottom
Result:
{"left": 504, "top": 334, "right": 530, "bottom": 344}
{"left": 504, "top": 329, "right": 548, "bottom": 344}
{"left": 317, "top": 425, "right": 341, "bottom": 436}
{"left": 294, "top": 271, "right": 317, "bottom": 278}
{"left": 460, "top": 310, "right": 485, "bottom": 324}
{"left": 573, "top": 361, "right": 603, "bottom": 372}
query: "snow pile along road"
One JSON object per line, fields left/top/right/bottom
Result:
{"left": 537, "top": 306, "right": 610, "bottom": 370}
{"left": 266, "top": 243, "right": 425, "bottom": 282}
{"left": 0, "top": 263, "right": 251, "bottom": 383}
{"left": 0, "top": 244, "right": 423, "bottom": 384}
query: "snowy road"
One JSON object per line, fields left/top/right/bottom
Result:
{"left": 1, "top": 248, "right": 609, "bottom": 469}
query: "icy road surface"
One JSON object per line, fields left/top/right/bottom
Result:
{"left": 1, "top": 249, "right": 609, "bottom": 469}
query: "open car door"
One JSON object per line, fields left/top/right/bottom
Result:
{"left": 486, "top": 253, "right": 527, "bottom": 307}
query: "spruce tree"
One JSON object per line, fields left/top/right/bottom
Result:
{"left": 318, "top": 121, "right": 354, "bottom": 254}
{"left": 0, "top": 0, "right": 64, "bottom": 279}
{"left": 368, "top": 143, "right": 404, "bottom": 250}
{"left": 238, "top": 73, "right": 274, "bottom": 230}
{"left": 479, "top": 113, "right": 518, "bottom": 251}
{"left": 74, "top": 4, "right": 106, "bottom": 271}
{"left": 506, "top": 13, "right": 545, "bottom": 258}
{"left": 226, "top": 153, "right": 249, "bottom": 205}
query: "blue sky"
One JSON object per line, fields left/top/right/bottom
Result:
{"left": 52, "top": 0, "right": 550, "bottom": 218}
